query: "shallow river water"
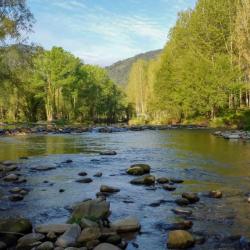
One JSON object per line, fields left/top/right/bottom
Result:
{"left": 0, "top": 129, "right": 250, "bottom": 249}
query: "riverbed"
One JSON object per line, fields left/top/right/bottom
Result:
{"left": 0, "top": 129, "right": 250, "bottom": 249}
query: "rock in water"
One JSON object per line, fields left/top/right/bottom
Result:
{"left": 31, "top": 165, "right": 56, "bottom": 171}
{"left": 130, "top": 175, "right": 155, "bottom": 185}
{"left": 35, "top": 224, "right": 72, "bottom": 234}
{"left": 69, "top": 199, "right": 110, "bottom": 223}
{"left": 167, "top": 230, "right": 195, "bottom": 249}
{"left": 94, "top": 243, "right": 121, "bottom": 250}
{"left": 94, "top": 172, "right": 102, "bottom": 177}
{"left": 175, "top": 198, "right": 190, "bottom": 206}
{"left": 100, "top": 185, "right": 120, "bottom": 193}
{"left": 78, "top": 172, "right": 87, "bottom": 176}
{"left": 56, "top": 224, "right": 81, "bottom": 248}
{"left": 157, "top": 177, "right": 169, "bottom": 184}
{"left": 111, "top": 217, "right": 141, "bottom": 233}
{"left": 171, "top": 208, "right": 192, "bottom": 216}
{"left": 209, "top": 190, "right": 222, "bottom": 198}
{"left": 76, "top": 178, "right": 93, "bottom": 183}
{"left": 3, "top": 174, "right": 18, "bottom": 182}
{"left": 9, "top": 194, "right": 24, "bottom": 202}
{"left": 163, "top": 184, "right": 176, "bottom": 191}
{"left": 126, "top": 164, "right": 150, "bottom": 175}
{"left": 99, "top": 151, "right": 117, "bottom": 156}
{"left": 182, "top": 192, "right": 199, "bottom": 203}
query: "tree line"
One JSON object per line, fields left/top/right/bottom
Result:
{"left": 0, "top": 1, "right": 130, "bottom": 124}
{"left": 127, "top": 0, "right": 250, "bottom": 128}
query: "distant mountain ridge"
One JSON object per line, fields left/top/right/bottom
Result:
{"left": 106, "top": 49, "right": 162, "bottom": 86}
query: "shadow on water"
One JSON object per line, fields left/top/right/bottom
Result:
{"left": 0, "top": 130, "right": 249, "bottom": 249}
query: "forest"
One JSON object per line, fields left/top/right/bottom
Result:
{"left": 1, "top": 0, "right": 250, "bottom": 128}
{"left": 126, "top": 0, "right": 250, "bottom": 128}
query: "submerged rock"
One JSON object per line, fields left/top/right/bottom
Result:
{"left": 31, "top": 165, "right": 56, "bottom": 171}
{"left": 167, "top": 230, "right": 195, "bottom": 249}
{"left": 130, "top": 175, "right": 155, "bottom": 186}
{"left": 94, "top": 172, "right": 102, "bottom": 177}
{"left": 78, "top": 172, "right": 87, "bottom": 177}
{"left": 169, "top": 221, "right": 193, "bottom": 230}
{"left": 175, "top": 198, "right": 190, "bottom": 206}
{"left": 111, "top": 217, "right": 141, "bottom": 233}
{"left": 56, "top": 224, "right": 81, "bottom": 248}
{"left": 126, "top": 164, "right": 151, "bottom": 176}
{"left": 99, "top": 151, "right": 117, "bottom": 156}
{"left": 3, "top": 173, "right": 18, "bottom": 182}
{"left": 170, "top": 178, "right": 184, "bottom": 184}
{"left": 100, "top": 185, "right": 120, "bottom": 193}
{"left": 76, "top": 178, "right": 93, "bottom": 184}
{"left": 69, "top": 199, "right": 110, "bottom": 223}
{"left": 171, "top": 208, "right": 192, "bottom": 216}
{"left": 9, "top": 194, "right": 24, "bottom": 202}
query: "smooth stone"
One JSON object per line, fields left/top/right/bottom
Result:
{"left": 130, "top": 175, "right": 155, "bottom": 185}
{"left": 77, "top": 227, "right": 101, "bottom": 244}
{"left": 59, "top": 189, "right": 65, "bottom": 193}
{"left": 14, "top": 178, "right": 27, "bottom": 184}
{"left": 106, "top": 234, "right": 121, "bottom": 245}
{"left": 209, "top": 190, "right": 222, "bottom": 198}
{"left": 94, "top": 243, "right": 121, "bottom": 250}
{"left": 56, "top": 224, "right": 81, "bottom": 248}
{"left": 9, "top": 187, "right": 22, "bottom": 194}
{"left": 36, "top": 241, "right": 54, "bottom": 250}
{"left": 175, "top": 198, "right": 190, "bottom": 206}
{"left": 111, "top": 217, "right": 140, "bottom": 233}
{"left": 167, "top": 230, "right": 195, "bottom": 249}
{"left": 62, "top": 159, "right": 73, "bottom": 163}
{"left": 99, "top": 151, "right": 117, "bottom": 156}
{"left": 94, "top": 172, "right": 102, "bottom": 177}
{"left": 31, "top": 165, "right": 56, "bottom": 171}
{"left": 163, "top": 184, "right": 176, "bottom": 191}
{"left": 35, "top": 224, "right": 72, "bottom": 234}
{"left": 76, "top": 178, "right": 93, "bottom": 183}
{"left": 46, "top": 231, "right": 57, "bottom": 241}
{"left": 78, "top": 172, "right": 87, "bottom": 177}
{"left": 0, "top": 242, "right": 7, "bottom": 250}
{"left": 2, "top": 161, "right": 16, "bottom": 166}
{"left": 80, "top": 218, "right": 99, "bottom": 229}
{"left": 182, "top": 192, "right": 199, "bottom": 203}
{"left": 247, "top": 197, "right": 250, "bottom": 203}
{"left": 9, "top": 194, "right": 24, "bottom": 201}
{"left": 17, "top": 233, "right": 45, "bottom": 250}
{"left": 157, "top": 177, "right": 169, "bottom": 184}
{"left": 3, "top": 165, "right": 18, "bottom": 172}
{"left": 69, "top": 199, "right": 110, "bottom": 223}
{"left": 100, "top": 185, "right": 120, "bottom": 193}
{"left": 3, "top": 174, "right": 18, "bottom": 182}
{"left": 171, "top": 208, "right": 192, "bottom": 216}
{"left": 126, "top": 164, "right": 150, "bottom": 175}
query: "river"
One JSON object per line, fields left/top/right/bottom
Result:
{"left": 0, "top": 129, "right": 250, "bottom": 249}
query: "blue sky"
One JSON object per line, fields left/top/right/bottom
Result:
{"left": 27, "top": 0, "right": 196, "bottom": 66}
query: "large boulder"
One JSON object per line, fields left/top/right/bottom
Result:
{"left": 94, "top": 243, "right": 121, "bottom": 250}
{"left": 69, "top": 199, "right": 110, "bottom": 223}
{"left": 167, "top": 230, "right": 195, "bottom": 249}
{"left": 0, "top": 218, "right": 32, "bottom": 245}
{"left": 55, "top": 224, "right": 81, "bottom": 248}
{"left": 35, "top": 224, "right": 72, "bottom": 234}
{"left": 111, "top": 217, "right": 140, "bottom": 233}
{"left": 126, "top": 164, "right": 150, "bottom": 176}
{"left": 16, "top": 233, "right": 45, "bottom": 250}
{"left": 130, "top": 175, "right": 155, "bottom": 186}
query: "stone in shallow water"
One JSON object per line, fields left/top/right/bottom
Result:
{"left": 169, "top": 221, "right": 193, "bottom": 230}
{"left": 100, "top": 185, "right": 120, "bottom": 193}
{"left": 111, "top": 217, "right": 141, "bottom": 233}
{"left": 175, "top": 198, "right": 190, "bottom": 206}
{"left": 182, "top": 192, "right": 199, "bottom": 203}
{"left": 78, "top": 172, "right": 87, "bottom": 176}
{"left": 9, "top": 194, "right": 24, "bottom": 201}
{"left": 76, "top": 178, "right": 93, "bottom": 183}
{"left": 94, "top": 172, "right": 102, "bottom": 177}
{"left": 167, "top": 230, "right": 195, "bottom": 249}
{"left": 31, "top": 165, "right": 56, "bottom": 171}
{"left": 171, "top": 208, "right": 192, "bottom": 216}
{"left": 126, "top": 164, "right": 151, "bottom": 176}
{"left": 3, "top": 174, "right": 18, "bottom": 182}
{"left": 94, "top": 243, "right": 121, "bottom": 250}
{"left": 170, "top": 178, "right": 184, "bottom": 184}
{"left": 163, "top": 184, "right": 176, "bottom": 191}
{"left": 130, "top": 175, "right": 155, "bottom": 186}
{"left": 35, "top": 224, "right": 72, "bottom": 234}
{"left": 209, "top": 190, "right": 223, "bottom": 198}
{"left": 157, "top": 177, "right": 169, "bottom": 184}
{"left": 99, "top": 151, "right": 117, "bottom": 156}
{"left": 56, "top": 224, "right": 81, "bottom": 248}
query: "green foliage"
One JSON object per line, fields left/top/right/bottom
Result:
{"left": 126, "top": 0, "right": 250, "bottom": 128}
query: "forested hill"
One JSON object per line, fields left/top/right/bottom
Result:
{"left": 106, "top": 49, "right": 162, "bottom": 86}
